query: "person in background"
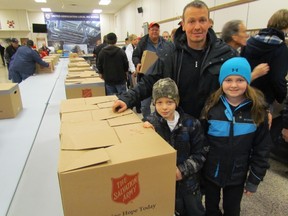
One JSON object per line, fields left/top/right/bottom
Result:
{"left": 4, "top": 38, "right": 20, "bottom": 71}
{"left": 9, "top": 40, "right": 50, "bottom": 83}
{"left": 162, "top": 31, "right": 170, "bottom": 42}
{"left": 41, "top": 42, "right": 51, "bottom": 55}
{"left": 201, "top": 57, "right": 271, "bottom": 216}
{"left": 241, "top": 9, "right": 288, "bottom": 109}
{"left": 97, "top": 32, "right": 129, "bottom": 95}
{"left": 125, "top": 34, "right": 141, "bottom": 113}
{"left": 38, "top": 48, "right": 48, "bottom": 58}
{"left": 221, "top": 20, "right": 249, "bottom": 52}
{"left": 113, "top": 0, "right": 238, "bottom": 119}
{"left": 0, "top": 43, "right": 5, "bottom": 66}
{"left": 122, "top": 37, "right": 129, "bottom": 51}
{"left": 209, "top": 18, "right": 214, "bottom": 29}
{"left": 93, "top": 35, "right": 108, "bottom": 71}
{"left": 132, "top": 21, "right": 172, "bottom": 120}
{"left": 144, "top": 78, "right": 206, "bottom": 216}
{"left": 170, "top": 28, "right": 177, "bottom": 43}
{"left": 221, "top": 20, "right": 270, "bottom": 86}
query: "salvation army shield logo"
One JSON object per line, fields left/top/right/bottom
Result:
{"left": 111, "top": 173, "right": 140, "bottom": 204}
{"left": 82, "top": 89, "right": 92, "bottom": 97}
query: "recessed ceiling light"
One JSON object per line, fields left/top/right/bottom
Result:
{"left": 99, "top": 0, "right": 111, "bottom": 6}
{"left": 93, "top": 9, "right": 102, "bottom": 13}
{"left": 35, "top": 0, "right": 47, "bottom": 3}
{"left": 41, "top": 8, "right": 51, "bottom": 12}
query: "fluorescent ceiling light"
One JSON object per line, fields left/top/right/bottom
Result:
{"left": 35, "top": 0, "right": 47, "bottom": 3}
{"left": 99, "top": 0, "right": 111, "bottom": 6}
{"left": 93, "top": 9, "right": 102, "bottom": 13}
{"left": 41, "top": 8, "right": 51, "bottom": 12}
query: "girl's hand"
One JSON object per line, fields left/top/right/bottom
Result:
{"left": 143, "top": 121, "right": 155, "bottom": 130}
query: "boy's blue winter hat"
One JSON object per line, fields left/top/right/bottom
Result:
{"left": 219, "top": 57, "right": 251, "bottom": 85}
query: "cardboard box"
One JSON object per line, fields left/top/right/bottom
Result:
{"left": 69, "top": 57, "right": 86, "bottom": 62}
{"left": 65, "top": 77, "right": 105, "bottom": 99}
{"left": 58, "top": 103, "right": 177, "bottom": 216}
{"left": 0, "top": 83, "right": 23, "bottom": 119}
{"left": 139, "top": 50, "right": 158, "bottom": 73}
{"left": 68, "top": 67, "right": 94, "bottom": 73}
{"left": 36, "top": 59, "right": 54, "bottom": 73}
{"left": 68, "top": 62, "right": 90, "bottom": 68}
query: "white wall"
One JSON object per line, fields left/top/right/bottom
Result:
{"left": 1, "top": 0, "right": 287, "bottom": 46}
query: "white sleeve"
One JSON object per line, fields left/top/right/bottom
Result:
{"left": 125, "top": 44, "right": 136, "bottom": 73}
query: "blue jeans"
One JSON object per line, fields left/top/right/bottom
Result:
{"left": 105, "top": 82, "right": 127, "bottom": 95}
{"left": 141, "top": 97, "right": 151, "bottom": 120}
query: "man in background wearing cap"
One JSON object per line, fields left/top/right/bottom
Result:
{"left": 97, "top": 32, "right": 129, "bottom": 95}
{"left": 9, "top": 39, "right": 50, "bottom": 83}
{"left": 132, "top": 21, "right": 173, "bottom": 120}
{"left": 4, "top": 38, "right": 20, "bottom": 76}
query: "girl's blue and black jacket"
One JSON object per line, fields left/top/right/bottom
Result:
{"left": 147, "top": 108, "right": 206, "bottom": 193}
{"left": 202, "top": 96, "right": 272, "bottom": 192}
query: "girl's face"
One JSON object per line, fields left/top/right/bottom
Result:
{"left": 155, "top": 97, "right": 177, "bottom": 121}
{"left": 222, "top": 75, "right": 248, "bottom": 102}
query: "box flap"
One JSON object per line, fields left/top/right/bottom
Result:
{"left": 60, "top": 103, "right": 99, "bottom": 114}
{"left": 61, "top": 125, "right": 120, "bottom": 150}
{"left": 59, "top": 148, "right": 110, "bottom": 172}
{"left": 61, "top": 98, "right": 85, "bottom": 106}
{"left": 108, "top": 112, "right": 142, "bottom": 127}
{"left": 0, "top": 83, "right": 18, "bottom": 94}
{"left": 61, "top": 110, "right": 93, "bottom": 123}
{"left": 84, "top": 95, "right": 117, "bottom": 105}
{"left": 91, "top": 108, "right": 133, "bottom": 121}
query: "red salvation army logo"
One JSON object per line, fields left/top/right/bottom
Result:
{"left": 111, "top": 173, "right": 140, "bottom": 204}
{"left": 82, "top": 89, "right": 92, "bottom": 97}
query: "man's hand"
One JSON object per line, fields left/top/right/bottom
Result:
{"left": 251, "top": 63, "right": 269, "bottom": 81}
{"left": 112, "top": 100, "right": 128, "bottom": 113}
{"left": 282, "top": 128, "right": 288, "bottom": 142}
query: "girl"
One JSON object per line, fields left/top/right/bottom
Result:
{"left": 201, "top": 57, "right": 272, "bottom": 216}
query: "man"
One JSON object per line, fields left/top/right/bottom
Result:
{"left": 4, "top": 38, "right": 20, "bottom": 70}
{"left": 9, "top": 40, "right": 50, "bottom": 83}
{"left": 40, "top": 42, "right": 51, "bottom": 55}
{"left": 162, "top": 31, "right": 170, "bottom": 41}
{"left": 132, "top": 21, "right": 172, "bottom": 120}
{"left": 113, "top": 0, "right": 238, "bottom": 119}
{"left": 97, "top": 32, "right": 129, "bottom": 95}
{"left": 0, "top": 43, "right": 5, "bottom": 66}
{"left": 93, "top": 35, "right": 108, "bottom": 71}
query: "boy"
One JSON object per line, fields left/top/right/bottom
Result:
{"left": 143, "top": 78, "right": 206, "bottom": 216}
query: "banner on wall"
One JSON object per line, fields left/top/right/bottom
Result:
{"left": 44, "top": 12, "right": 101, "bottom": 54}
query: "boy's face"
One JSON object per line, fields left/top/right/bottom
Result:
{"left": 155, "top": 97, "right": 177, "bottom": 121}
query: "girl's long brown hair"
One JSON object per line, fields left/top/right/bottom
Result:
{"left": 201, "top": 86, "right": 267, "bottom": 126}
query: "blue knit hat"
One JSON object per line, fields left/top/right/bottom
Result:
{"left": 219, "top": 57, "right": 251, "bottom": 85}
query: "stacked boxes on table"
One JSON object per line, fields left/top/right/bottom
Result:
{"left": 36, "top": 54, "right": 60, "bottom": 73}
{"left": 58, "top": 95, "right": 177, "bottom": 216}
{"left": 0, "top": 83, "right": 23, "bottom": 119}
{"left": 65, "top": 57, "right": 105, "bottom": 99}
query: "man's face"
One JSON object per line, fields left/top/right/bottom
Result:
{"left": 182, "top": 6, "right": 210, "bottom": 49}
{"left": 12, "top": 42, "right": 19, "bottom": 48}
{"left": 148, "top": 25, "right": 160, "bottom": 41}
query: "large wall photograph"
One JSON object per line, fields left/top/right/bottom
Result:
{"left": 44, "top": 12, "right": 101, "bottom": 55}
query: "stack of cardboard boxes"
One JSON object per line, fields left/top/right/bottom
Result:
{"left": 58, "top": 95, "right": 176, "bottom": 216}
{"left": 65, "top": 57, "right": 105, "bottom": 99}
{"left": 36, "top": 54, "right": 61, "bottom": 74}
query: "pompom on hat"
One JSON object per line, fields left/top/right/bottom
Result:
{"left": 219, "top": 57, "right": 251, "bottom": 85}
{"left": 152, "top": 78, "right": 179, "bottom": 105}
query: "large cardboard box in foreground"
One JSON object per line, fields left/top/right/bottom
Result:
{"left": 139, "top": 50, "right": 158, "bottom": 73}
{"left": 58, "top": 97, "right": 176, "bottom": 216}
{"left": 0, "top": 83, "right": 23, "bottom": 119}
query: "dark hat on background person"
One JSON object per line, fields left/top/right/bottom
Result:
{"left": 152, "top": 78, "right": 180, "bottom": 105}
{"left": 11, "top": 38, "right": 19, "bottom": 43}
{"left": 219, "top": 57, "right": 251, "bottom": 85}
{"left": 148, "top": 22, "right": 160, "bottom": 29}
{"left": 106, "top": 32, "right": 117, "bottom": 44}
{"left": 26, "top": 40, "right": 34, "bottom": 47}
